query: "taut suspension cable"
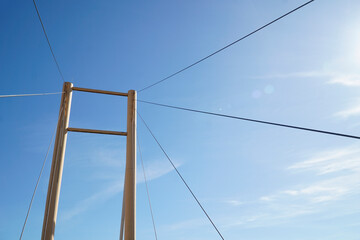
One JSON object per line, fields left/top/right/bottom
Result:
{"left": 138, "top": 136, "right": 158, "bottom": 240}
{"left": 138, "top": 0, "right": 315, "bottom": 92}
{"left": 138, "top": 100, "right": 360, "bottom": 140}
{"left": 19, "top": 106, "right": 63, "bottom": 240}
{"left": 138, "top": 112, "right": 225, "bottom": 240}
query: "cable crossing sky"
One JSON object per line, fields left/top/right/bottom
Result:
{"left": 138, "top": 0, "right": 315, "bottom": 92}
{"left": 19, "top": 106, "right": 64, "bottom": 240}
{"left": 138, "top": 100, "right": 360, "bottom": 140}
{"left": 0, "top": 92, "right": 63, "bottom": 98}
{"left": 138, "top": 112, "right": 226, "bottom": 240}
{"left": 138, "top": 137, "right": 158, "bottom": 240}
{"left": 32, "top": 0, "right": 65, "bottom": 83}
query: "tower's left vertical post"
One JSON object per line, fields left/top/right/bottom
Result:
{"left": 41, "top": 82, "right": 73, "bottom": 240}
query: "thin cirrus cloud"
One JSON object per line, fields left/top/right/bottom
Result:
{"left": 288, "top": 147, "right": 360, "bottom": 175}
{"left": 334, "top": 101, "right": 360, "bottom": 119}
{"left": 283, "top": 146, "right": 360, "bottom": 203}
{"left": 252, "top": 70, "right": 360, "bottom": 87}
{"left": 328, "top": 74, "right": 360, "bottom": 87}
{"left": 60, "top": 158, "right": 181, "bottom": 221}
{"left": 250, "top": 70, "right": 331, "bottom": 80}
{"left": 160, "top": 218, "right": 208, "bottom": 232}
{"left": 252, "top": 70, "right": 360, "bottom": 120}
{"left": 223, "top": 145, "right": 360, "bottom": 229}
{"left": 328, "top": 74, "right": 360, "bottom": 119}
{"left": 264, "top": 145, "right": 360, "bottom": 207}
{"left": 224, "top": 199, "right": 244, "bottom": 206}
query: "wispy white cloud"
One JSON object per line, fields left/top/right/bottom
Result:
{"left": 252, "top": 70, "right": 360, "bottom": 88}
{"left": 224, "top": 145, "right": 360, "bottom": 229}
{"left": 251, "top": 70, "right": 332, "bottom": 80}
{"left": 334, "top": 101, "right": 360, "bottom": 119}
{"left": 224, "top": 199, "right": 244, "bottom": 206}
{"left": 279, "top": 176, "right": 354, "bottom": 203}
{"left": 60, "top": 159, "right": 180, "bottom": 221}
{"left": 281, "top": 146, "right": 360, "bottom": 205}
{"left": 328, "top": 74, "right": 360, "bottom": 86}
{"left": 222, "top": 209, "right": 314, "bottom": 229}
{"left": 259, "top": 196, "right": 274, "bottom": 202}
{"left": 160, "top": 218, "right": 208, "bottom": 232}
{"left": 288, "top": 146, "right": 360, "bottom": 174}
{"left": 61, "top": 181, "right": 123, "bottom": 220}
{"left": 91, "top": 148, "right": 126, "bottom": 167}
{"left": 137, "top": 160, "right": 179, "bottom": 182}
{"left": 253, "top": 69, "right": 360, "bottom": 120}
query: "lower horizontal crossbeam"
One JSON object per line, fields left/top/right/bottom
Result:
{"left": 67, "top": 127, "right": 127, "bottom": 136}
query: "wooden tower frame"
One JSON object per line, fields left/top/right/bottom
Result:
{"left": 41, "top": 82, "right": 136, "bottom": 240}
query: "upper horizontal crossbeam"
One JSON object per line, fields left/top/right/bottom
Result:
{"left": 72, "top": 87, "right": 128, "bottom": 97}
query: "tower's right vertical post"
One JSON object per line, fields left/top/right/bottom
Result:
{"left": 124, "top": 90, "right": 137, "bottom": 240}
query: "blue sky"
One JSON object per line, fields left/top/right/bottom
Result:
{"left": 1, "top": 0, "right": 360, "bottom": 239}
